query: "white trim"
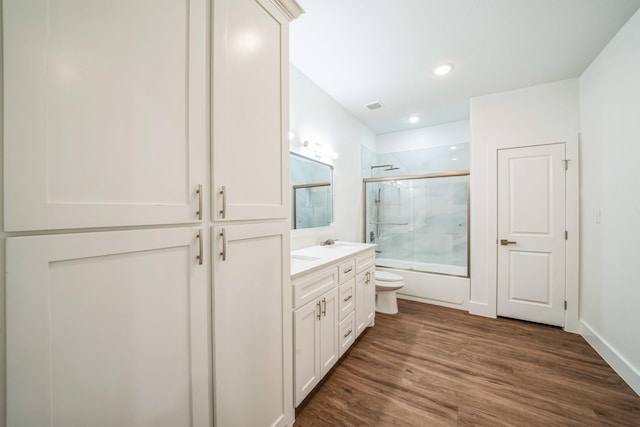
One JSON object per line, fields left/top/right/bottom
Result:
{"left": 468, "top": 301, "right": 496, "bottom": 318}
{"left": 270, "top": 0, "right": 304, "bottom": 20}
{"left": 581, "top": 320, "right": 640, "bottom": 396}
{"left": 485, "top": 138, "right": 579, "bottom": 331}
{"left": 564, "top": 134, "right": 580, "bottom": 333}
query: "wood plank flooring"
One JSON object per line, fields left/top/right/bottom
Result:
{"left": 294, "top": 299, "right": 640, "bottom": 426}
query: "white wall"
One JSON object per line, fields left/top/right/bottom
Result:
{"left": 579, "top": 9, "right": 640, "bottom": 394}
{"left": 469, "top": 79, "right": 580, "bottom": 330}
{"left": 289, "top": 66, "right": 376, "bottom": 249}
{"left": 376, "top": 120, "right": 469, "bottom": 153}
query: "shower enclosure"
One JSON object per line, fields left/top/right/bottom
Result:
{"left": 363, "top": 172, "right": 469, "bottom": 277}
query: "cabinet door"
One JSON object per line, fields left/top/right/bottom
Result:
{"left": 3, "top": 0, "right": 208, "bottom": 231}
{"left": 355, "top": 270, "right": 367, "bottom": 338}
{"left": 212, "top": 0, "right": 289, "bottom": 221}
{"left": 319, "top": 286, "right": 339, "bottom": 377}
{"left": 213, "top": 222, "right": 292, "bottom": 427}
{"left": 6, "top": 228, "right": 211, "bottom": 427}
{"left": 365, "top": 268, "right": 377, "bottom": 326}
{"left": 294, "top": 300, "right": 321, "bottom": 407}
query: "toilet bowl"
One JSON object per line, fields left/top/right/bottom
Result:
{"left": 374, "top": 270, "right": 405, "bottom": 314}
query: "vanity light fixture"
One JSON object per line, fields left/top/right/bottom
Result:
{"left": 433, "top": 64, "right": 454, "bottom": 76}
{"left": 303, "top": 140, "right": 338, "bottom": 160}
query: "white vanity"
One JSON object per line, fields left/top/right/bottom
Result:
{"left": 291, "top": 241, "right": 376, "bottom": 406}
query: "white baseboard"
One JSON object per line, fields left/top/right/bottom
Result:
{"left": 468, "top": 301, "right": 496, "bottom": 318}
{"left": 581, "top": 320, "right": 640, "bottom": 396}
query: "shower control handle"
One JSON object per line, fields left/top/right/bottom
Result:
{"left": 500, "top": 239, "right": 517, "bottom": 246}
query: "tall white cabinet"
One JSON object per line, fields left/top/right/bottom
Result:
{"left": 3, "top": 0, "right": 302, "bottom": 426}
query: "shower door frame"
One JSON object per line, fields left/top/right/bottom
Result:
{"left": 362, "top": 170, "right": 471, "bottom": 278}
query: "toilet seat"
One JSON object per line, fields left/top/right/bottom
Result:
{"left": 375, "top": 271, "right": 403, "bottom": 282}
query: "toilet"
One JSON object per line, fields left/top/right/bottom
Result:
{"left": 374, "top": 270, "right": 405, "bottom": 314}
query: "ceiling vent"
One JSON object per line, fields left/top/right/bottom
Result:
{"left": 365, "top": 101, "right": 383, "bottom": 110}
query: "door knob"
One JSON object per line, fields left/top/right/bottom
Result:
{"left": 500, "top": 239, "right": 517, "bottom": 245}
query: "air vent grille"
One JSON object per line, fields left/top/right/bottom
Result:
{"left": 365, "top": 101, "right": 383, "bottom": 110}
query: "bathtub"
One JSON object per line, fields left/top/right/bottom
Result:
{"left": 375, "top": 258, "right": 469, "bottom": 311}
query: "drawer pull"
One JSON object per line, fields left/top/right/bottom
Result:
{"left": 343, "top": 266, "right": 353, "bottom": 274}
{"left": 343, "top": 295, "right": 352, "bottom": 302}
{"left": 343, "top": 329, "right": 352, "bottom": 338}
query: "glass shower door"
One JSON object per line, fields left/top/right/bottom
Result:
{"left": 364, "top": 173, "right": 469, "bottom": 277}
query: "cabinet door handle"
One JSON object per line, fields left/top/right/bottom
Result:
{"left": 343, "top": 329, "right": 352, "bottom": 339}
{"left": 343, "top": 295, "right": 352, "bottom": 302}
{"left": 220, "top": 228, "right": 227, "bottom": 261}
{"left": 219, "top": 185, "right": 227, "bottom": 219}
{"left": 316, "top": 301, "right": 321, "bottom": 320}
{"left": 196, "top": 184, "right": 203, "bottom": 220}
{"left": 365, "top": 271, "right": 371, "bottom": 283}
{"left": 344, "top": 266, "right": 353, "bottom": 274}
{"left": 322, "top": 298, "right": 327, "bottom": 316}
{"left": 196, "top": 230, "right": 203, "bottom": 265}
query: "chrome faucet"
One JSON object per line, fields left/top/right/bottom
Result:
{"left": 320, "top": 238, "right": 336, "bottom": 246}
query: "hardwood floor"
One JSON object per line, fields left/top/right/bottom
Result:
{"left": 294, "top": 299, "right": 640, "bottom": 426}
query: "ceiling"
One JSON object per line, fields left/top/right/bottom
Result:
{"left": 290, "top": 0, "right": 640, "bottom": 135}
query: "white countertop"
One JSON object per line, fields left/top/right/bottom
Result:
{"left": 291, "top": 241, "right": 376, "bottom": 279}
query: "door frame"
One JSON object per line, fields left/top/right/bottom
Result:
{"left": 474, "top": 136, "right": 579, "bottom": 332}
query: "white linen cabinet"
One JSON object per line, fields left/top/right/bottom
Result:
{"left": 211, "top": 0, "right": 302, "bottom": 426}
{"left": 3, "top": 0, "right": 303, "bottom": 425}
{"left": 6, "top": 229, "right": 211, "bottom": 427}
{"left": 3, "top": 0, "right": 209, "bottom": 231}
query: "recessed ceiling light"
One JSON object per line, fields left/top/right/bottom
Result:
{"left": 433, "top": 64, "right": 454, "bottom": 76}
{"left": 450, "top": 146, "right": 457, "bottom": 150}
{"left": 452, "top": 157, "right": 457, "bottom": 161}
{"left": 409, "top": 115, "right": 420, "bottom": 124}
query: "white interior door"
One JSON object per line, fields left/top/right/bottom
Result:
{"left": 3, "top": 0, "right": 208, "bottom": 231}
{"left": 6, "top": 228, "right": 211, "bottom": 426}
{"left": 497, "top": 143, "right": 566, "bottom": 327}
{"left": 213, "top": 222, "right": 292, "bottom": 427}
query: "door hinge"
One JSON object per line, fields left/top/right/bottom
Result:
{"left": 563, "top": 159, "right": 569, "bottom": 171}
{"left": 565, "top": 230, "right": 568, "bottom": 240}
{"left": 564, "top": 301, "right": 567, "bottom": 310}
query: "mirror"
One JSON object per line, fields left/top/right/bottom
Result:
{"left": 290, "top": 153, "right": 334, "bottom": 229}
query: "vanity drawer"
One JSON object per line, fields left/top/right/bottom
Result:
{"left": 293, "top": 265, "right": 338, "bottom": 309}
{"left": 338, "top": 278, "right": 355, "bottom": 321}
{"left": 356, "top": 251, "right": 375, "bottom": 273}
{"left": 338, "top": 311, "right": 356, "bottom": 358}
{"left": 338, "top": 259, "right": 355, "bottom": 283}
